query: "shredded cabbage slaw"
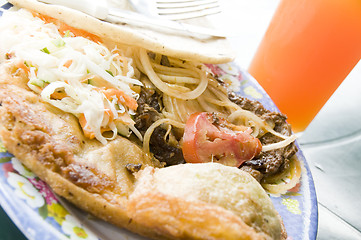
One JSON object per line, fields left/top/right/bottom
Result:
{"left": 0, "top": 9, "right": 142, "bottom": 144}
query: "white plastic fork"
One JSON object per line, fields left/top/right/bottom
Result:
{"left": 128, "top": 0, "right": 221, "bottom": 20}
{"left": 37, "top": 0, "right": 226, "bottom": 38}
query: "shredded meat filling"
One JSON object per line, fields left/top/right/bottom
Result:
{"left": 134, "top": 83, "right": 297, "bottom": 180}
{"left": 228, "top": 93, "right": 298, "bottom": 180}
{"left": 135, "top": 88, "right": 185, "bottom": 166}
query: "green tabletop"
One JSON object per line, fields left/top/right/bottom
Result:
{"left": 0, "top": 205, "right": 27, "bottom": 240}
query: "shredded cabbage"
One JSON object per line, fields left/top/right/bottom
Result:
{"left": 0, "top": 9, "right": 141, "bottom": 144}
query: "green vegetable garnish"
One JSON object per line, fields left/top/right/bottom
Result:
{"left": 40, "top": 47, "right": 50, "bottom": 54}
{"left": 52, "top": 38, "right": 66, "bottom": 48}
{"left": 106, "top": 70, "right": 114, "bottom": 76}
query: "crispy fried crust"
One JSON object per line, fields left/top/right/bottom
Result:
{"left": 0, "top": 63, "right": 286, "bottom": 239}
{"left": 128, "top": 192, "right": 263, "bottom": 240}
{"left": 0, "top": 63, "right": 160, "bottom": 236}
{"left": 128, "top": 165, "right": 287, "bottom": 240}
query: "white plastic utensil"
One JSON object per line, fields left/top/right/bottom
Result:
{"left": 129, "top": 0, "right": 221, "bottom": 20}
{"left": 37, "top": 0, "right": 226, "bottom": 39}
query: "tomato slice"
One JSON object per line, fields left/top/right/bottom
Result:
{"left": 182, "top": 112, "right": 262, "bottom": 167}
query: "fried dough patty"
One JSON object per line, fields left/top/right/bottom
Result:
{"left": 0, "top": 62, "right": 286, "bottom": 239}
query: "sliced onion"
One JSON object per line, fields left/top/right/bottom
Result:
{"left": 262, "top": 134, "right": 297, "bottom": 152}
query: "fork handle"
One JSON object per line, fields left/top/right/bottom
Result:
{"left": 38, "top": 0, "right": 109, "bottom": 20}
{"left": 38, "top": 0, "right": 226, "bottom": 38}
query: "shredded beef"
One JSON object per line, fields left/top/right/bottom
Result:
{"left": 135, "top": 87, "right": 162, "bottom": 131}
{"left": 134, "top": 83, "right": 297, "bottom": 179}
{"left": 125, "top": 163, "right": 143, "bottom": 173}
{"left": 228, "top": 92, "right": 298, "bottom": 180}
{"left": 134, "top": 88, "right": 185, "bottom": 166}
{"left": 147, "top": 127, "right": 185, "bottom": 166}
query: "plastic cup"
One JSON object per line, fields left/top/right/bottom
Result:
{"left": 248, "top": 0, "right": 361, "bottom": 132}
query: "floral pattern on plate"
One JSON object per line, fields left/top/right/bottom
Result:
{"left": 0, "top": 150, "right": 99, "bottom": 240}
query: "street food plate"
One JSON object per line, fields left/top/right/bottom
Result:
{"left": 0, "top": 59, "right": 318, "bottom": 240}
{"left": 0, "top": 2, "right": 317, "bottom": 239}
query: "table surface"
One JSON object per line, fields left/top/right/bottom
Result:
{"left": 1, "top": 0, "right": 361, "bottom": 239}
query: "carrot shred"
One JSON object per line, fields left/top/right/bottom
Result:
{"left": 79, "top": 113, "right": 95, "bottom": 139}
{"left": 16, "top": 61, "right": 30, "bottom": 74}
{"left": 31, "top": 11, "right": 102, "bottom": 43}
{"left": 63, "top": 60, "right": 73, "bottom": 68}
{"left": 101, "top": 88, "right": 138, "bottom": 110}
{"left": 79, "top": 110, "right": 114, "bottom": 140}
{"left": 50, "top": 91, "right": 67, "bottom": 100}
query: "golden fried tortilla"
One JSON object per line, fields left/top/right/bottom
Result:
{"left": 0, "top": 61, "right": 161, "bottom": 232}
{"left": 0, "top": 61, "right": 286, "bottom": 239}
{"left": 128, "top": 163, "right": 287, "bottom": 240}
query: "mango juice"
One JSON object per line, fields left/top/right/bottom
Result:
{"left": 248, "top": 0, "right": 361, "bottom": 132}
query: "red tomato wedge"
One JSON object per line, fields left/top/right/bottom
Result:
{"left": 182, "top": 112, "right": 262, "bottom": 167}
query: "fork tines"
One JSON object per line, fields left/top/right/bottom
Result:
{"left": 156, "top": 0, "right": 221, "bottom": 20}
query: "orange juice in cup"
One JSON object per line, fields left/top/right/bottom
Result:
{"left": 248, "top": 0, "right": 361, "bottom": 132}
